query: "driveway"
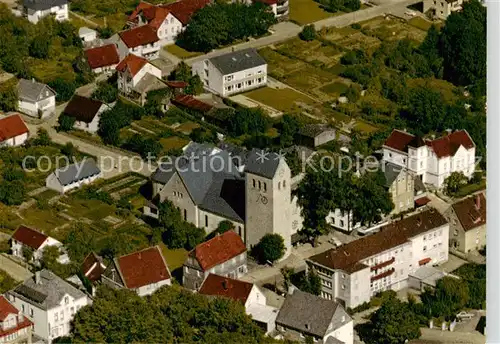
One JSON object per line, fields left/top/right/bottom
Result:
{"left": 0, "top": 254, "right": 32, "bottom": 282}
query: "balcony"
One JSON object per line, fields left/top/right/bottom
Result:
{"left": 371, "top": 268, "right": 395, "bottom": 282}
{"left": 370, "top": 257, "right": 395, "bottom": 272}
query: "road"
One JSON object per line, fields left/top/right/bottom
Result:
{"left": 185, "top": 0, "right": 421, "bottom": 66}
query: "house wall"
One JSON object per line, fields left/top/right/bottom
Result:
{"left": 245, "top": 286, "right": 267, "bottom": 308}
{"left": 129, "top": 42, "right": 160, "bottom": 60}
{"left": 0, "top": 313, "right": 32, "bottom": 344}
{"left": 92, "top": 63, "right": 117, "bottom": 74}
{"left": 390, "top": 170, "right": 414, "bottom": 214}
{"left": 197, "top": 208, "right": 245, "bottom": 239}
{"left": 192, "top": 60, "right": 223, "bottom": 95}
{"left": 118, "top": 62, "right": 162, "bottom": 94}
{"left": 290, "top": 195, "right": 303, "bottom": 235}
{"left": 157, "top": 13, "right": 183, "bottom": 45}
{"left": 45, "top": 295, "right": 89, "bottom": 342}
{"left": 464, "top": 224, "right": 486, "bottom": 253}
{"left": 408, "top": 223, "right": 449, "bottom": 272}
{"left": 0, "top": 133, "right": 28, "bottom": 148}
{"left": 158, "top": 172, "right": 199, "bottom": 226}
{"left": 326, "top": 319, "right": 353, "bottom": 344}
{"left": 135, "top": 278, "right": 171, "bottom": 297}
{"left": 326, "top": 209, "right": 360, "bottom": 233}
{"left": 314, "top": 130, "right": 336, "bottom": 147}
{"left": 45, "top": 172, "right": 102, "bottom": 194}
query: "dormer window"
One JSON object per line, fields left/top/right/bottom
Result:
{"left": 64, "top": 296, "right": 69, "bottom": 304}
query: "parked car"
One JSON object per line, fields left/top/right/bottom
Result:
{"left": 456, "top": 311, "right": 474, "bottom": 320}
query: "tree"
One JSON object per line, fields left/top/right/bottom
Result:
{"left": 91, "top": 82, "right": 118, "bottom": 103}
{"left": 2, "top": 167, "right": 25, "bottom": 182}
{"left": 22, "top": 246, "right": 33, "bottom": 263}
{"left": 279, "top": 114, "right": 299, "bottom": 147}
{"left": 402, "top": 86, "right": 446, "bottom": 134}
{"left": 252, "top": 233, "right": 285, "bottom": 264}
{"left": 158, "top": 201, "right": 205, "bottom": 250}
{"left": 280, "top": 266, "right": 294, "bottom": 291}
{"left": 227, "top": 107, "right": 271, "bottom": 136}
{"left": 190, "top": 127, "right": 218, "bottom": 144}
{"left": 168, "top": 62, "right": 204, "bottom": 95}
{"left": 298, "top": 269, "right": 321, "bottom": 296}
{"left": 64, "top": 223, "right": 97, "bottom": 263}
{"left": 29, "top": 37, "right": 50, "bottom": 59}
{"left": 185, "top": 74, "right": 204, "bottom": 95}
{"left": 0, "top": 180, "right": 26, "bottom": 205}
{"left": 444, "top": 172, "right": 468, "bottom": 195}
{"left": 58, "top": 114, "right": 76, "bottom": 132}
{"left": 299, "top": 25, "right": 316, "bottom": 41}
{"left": 369, "top": 297, "right": 421, "bottom": 344}
{"left": 49, "top": 78, "right": 77, "bottom": 102}
{"left": 31, "top": 128, "right": 52, "bottom": 146}
{"left": 61, "top": 142, "right": 77, "bottom": 157}
{"left": 420, "top": 276, "right": 470, "bottom": 318}
{"left": 0, "top": 80, "right": 18, "bottom": 112}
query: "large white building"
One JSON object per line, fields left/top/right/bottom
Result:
{"left": 115, "top": 25, "right": 161, "bottom": 60}
{"left": 0, "top": 114, "right": 29, "bottom": 147}
{"left": 382, "top": 129, "right": 476, "bottom": 188}
{"left": 22, "top": 0, "right": 68, "bottom": 24}
{"left": 192, "top": 48, "right": 268, "bottom": 96}
{"left": 17, "top": 79, "right": 56, "bottom": 119}
{"left": 6, "top": 270, "right": 91, "bottom": 343}
{"left": 307, "top": 208, "right": 449, "bottom": 309}
{"left": 10, "top": 225, "right": 70, "bottom": 265}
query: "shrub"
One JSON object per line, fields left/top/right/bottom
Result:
{"left": 299, "top": 25, "right": 317, "bottom": 41}
{"left": 252, "top": 233, "right": 285, "bottom": 264}
{"left": 58, "top": 114, "right": 76, "bottom": 132}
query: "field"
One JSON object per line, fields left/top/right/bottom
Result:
{"left": 288, "top": 0, "right": 340, "bottom": 24}
{"left": 244, "top": 87, "right": 316, "bottom": 113}
{"left": 164, "top": 44, "right": 203, "bottom": 59}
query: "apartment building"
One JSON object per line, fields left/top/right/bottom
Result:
{"left": 307, "top": 208, "right": 449, "bottom": 308}
{"left": 192, "top": 48, "right": 267, "bottom": 96}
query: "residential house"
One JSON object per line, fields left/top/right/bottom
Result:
{"left": 78, "top": 27, "right": 97, "bottom": 43}
{"left": 145, "top": 145, "right": 294, "bottom": 256}
{"left": 62, "top": 95, "right": 112, "bottom": 134}
{"left": 198, "top": 274, "right": 278, "bottom": 334}
{"left": 10, "top": 225, "right": 69, "bottom": 265}
{"left": 298, "top": 124, "right": 337, "bottom": 148}
{"left": 382, "top": 162, "right": 414, "bottom": 214}
{"left": 22, "top": 0, "right": 68, "bottom": 24}
{"left": 308, "top": 209, "right": 449, "bottom": 308}
{"left": 84, "top": 44, "right": 120, "bottom": 74}
{"left": 17, "top": 79, "right": 56, "bottom": 119}
{"left": 423, "top": 0, "right": 465, "bottom": 19}
{"left": 0, "top": 295, "right": 33, "bottom": 344}
{"left": 275, "top": 290, "right": 353, "bottom": 344}
{"left": 183, "top": 231, "right": 247, "bottom": 290}
{"left": 127, "top": 0, "right": 210, "bottom": 45}
{"left": 192, "top": 48, "right": 267, "bottom": 96}
{"left": 101, "top": 246, "right": 171, "bottom": 297}
{"left": 80, "top": 252, "right": 106, "bottom": 296}
{"left": 115, "top": 26, "right": 160, "bottom": 60}
{"left": 445, "top": 193, "right": 486, "bottom": 253}
{"left": 254, "top": 0, "right": 289, "bottom": 20}
{"left": 382, "top": 129, "right": 476, "bottom": 188}
{"left": 6, "top": 270, "right": 91, "bottom": 343}
{"left": 116, "top": 54, "right": 163, "bottom": 94}
{"left": 0, "top": 114, "right": 29, "bottom": 147}
{"left": 45, "top": 158, "right": 102, "bottom": 194}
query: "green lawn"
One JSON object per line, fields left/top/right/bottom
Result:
{"left": 244, "top": 86, "right": 316, "bottom": 113}
{"left": 19, "top": 207, "right": 67, "bottom": 235}
{"left": 62, "top": 198, "right": 117, "bottom": 222}
{"left": 320, "top": 81, "right": 349, "bottom": 96}
{"left": 408, "top": 17, "right": 434, "bottom": 31}
{"left": 289, "top": 0, "right": 340, "bottom": 24}
{"left": 175, "top": 122, "right": 200, "bottom": 135}
{"left": 164, "top": 44, "right": 203, "bottom": 59}
{"left": 160, "top": 244, "right": 189, "bottom": 271}
{"left": 160, "top": 136, "right": 190, "bottom": 151}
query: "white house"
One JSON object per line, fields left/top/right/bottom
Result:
{"left": 382, "top": 129, "right": 476, "bottom": 188}
{"left": 307, "top": 208, "right": 449, "bottom": 308}
{"left": 17, "top": 79, "right": 56, "bottom": 119}
{"left": 84, "top": 44, "right": 120, "bottom": 74}
{"left": 423, "top": 0, "right": 465, "bottom": 19}
{"left": 199, "top": 274, "right": 278, "bottom": 335}
{"left": 78, "top": 27, "right": 97, "bottom": 43}
{"left": 115, "top": 25, "right": 160, "bottom": 60}
{"left": 45, "top": 158, "right": 102, "bottom": 194}
{"left": 116, "top": 54, "right": 163, "bottom": 94}
{"left": 62, "top": 95, "right": 112, "bottom": 134}
{"left": 0, "top": 114, "right": 29, "bottom": 147}
{"left": 23, "top": 0, "right": 68, "bottom": 24}
{"left": 6, "top": 270, "right": 91, "bottom": 343}
{"left": 276, "top": 290, "right": 354, "bottom": 344}
{"left": 0, "top": 295, "right": 33, "bottom": 344}
{"left": 192, "top": 48, "right": 268, "bottom": 96}
{"left": 254, "top": 0, "right": 289, "bottom": 20}
{"left": 10, "top": 225, "right": 70, "bottom": 265}
{"left": 101, "top": 246, "right": 172, "bottom": 297}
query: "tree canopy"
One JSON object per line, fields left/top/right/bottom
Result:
{"left": 252, "top": 233, "right": 285, "bottom": 264}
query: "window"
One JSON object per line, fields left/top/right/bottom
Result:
{"left": 237, "top": 83, "right": 242, "bottom": 89}
{"left": 423, "top": 246, "right": 427, "bottom": 252}
{"left": 340, "top": 220, "right": 345, "bottom": 227}
{"left": 258, "top": 181, "right": 261, "bottom": 189}
{"left": 22, "top": 304, "right": 25, "bottom": 313}
{"left": 225, "top": 75, "right": 233, "bottom": 82}
{"left": 55, "top": 313, "right": 58, "bottom": 322}
{"left": 283, "top": 180, "right": 286, "bottom": 188}
{"left": 205, "top": 215, "right": 208, "bottom": 227}
{"left": 65, "top": 296, "right": 69, "bottom": 304}
{"left": 253, "top": 179, "right": 256, "bottom": 188}
{"left": 60, "top": 311, "right": 64, "bottom": 321}
{"left": 30, "top": 308, "right": 33, "bottom": 317}
{"left": 258, "top": 77, "right": 262, "bottom": 83}
{"left": 70, "top": 307, "right": 75, "bottom": 315}
{"left": 263, "top": 183, "right": 267, "bottom": 192}
{"left": 278, "top": 182, "right": 281, "bottom": 190}
{"left": 184, "top": 209, "right": 187, "bottom": 221}
{"left": 238, "top": 226, "right": 242, "bottom": 236}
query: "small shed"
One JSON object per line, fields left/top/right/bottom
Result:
{"left": 79, "top": 27, "right": 97, "bottom": 43}
{"left": 299, "top": 124, "right": 336, "bottom": 148}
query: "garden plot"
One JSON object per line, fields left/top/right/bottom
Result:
{"left": 276, "top": 38, "right": 344, "bottom": 68}
{"left": 325, "top": 30, "right": 381, "bottom": 52}
{"left": 358, "top": 16, "right": 428, "bottom": 42}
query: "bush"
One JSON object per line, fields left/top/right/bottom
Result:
{"left": 91, "top": 82, "right": 118, "bottom": 103}
{"left": 58, "top": 114, "right": 76, "bottom": 132}
{"left": 48, "top": 78, "right": 77, "bottom": 102}
{"left": 252, "top": 233, "right": 285, "bottom": 264}
{"left": 299, "top": 25, "right": 317, "bottom": 41}
{"left": 351, "top": 23, "right": 361, "bottom": 29}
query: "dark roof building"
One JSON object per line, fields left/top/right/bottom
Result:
{"left": 244, "top": 149, "right": 281, "bottom": 179}
{"left": 209, "top": 48, "right": 266, "bottom": 75}
{"left": 63, "top": 95, "right": 105, "bottom": 123}
{"left": 81, "top": 252, "right": 106, "bottom": 282}
{"left": 50, "top": 158, "right": 101, "bottom": 187}
{"left": 11, "top": 226, "right": 48, "bottom": 250}
{"left": 23, "top": 0, "right": 67, "bottom": 11}
{"left": 17, "top": 79, "right": 56, "bottom": 103}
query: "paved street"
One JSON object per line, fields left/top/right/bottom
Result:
{"left": 0, "top": 254, "right": 32, "bottom": 282}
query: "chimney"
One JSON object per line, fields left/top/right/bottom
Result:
{"left": 475, "top": 194, "right": 481, "bottom": 210}
{"left": 35, "top": 271, "right": 41, "bottom": 284}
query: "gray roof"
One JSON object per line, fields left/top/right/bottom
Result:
{"left": 414, "top": 175, "right": 426, "bottom": 193}
{"left": 151, "top": 149, "right": 245, "bottom": 221}
{"left": 209, "top": 48, "right": 266, "bottom": 75}
{"left": 78, "top": 27, "right": 96, "bottom": 36}
{"left": 275, "top": 290, "right": 351, "bottom": 338}
{"left": 299, "top": 124, "right": 335, "bottom": 138}
{"left": 10, "top": 270, "right": 86, "bottom": 310}
{"left": 244, "top": 149, "right": 281, "bottom": 179}
{"left": 382, "top": 161, "right": 405, "bottom": 187}
{"left": 17, "top": 79, "right": 56, "bottom": 103}
{"left": 54, "top": 158, "right": 101, "bottom": 186}
{"left": 23, "top": 0, "right": 67, "bottom": 11}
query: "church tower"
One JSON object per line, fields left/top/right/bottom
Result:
{"left": 244, "top": 150, "right": 292, "bottom": 258}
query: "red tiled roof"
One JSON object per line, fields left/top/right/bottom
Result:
{"left": 116, "top": 246, "right": 170, "bottom": 289}
{"left": 0, "top": 318, "right": 32, "bottom": 338}
{"left": 85, "top": 44, "right": 120, "bottom": 70}
{"left": 426, "top": 130, "right": 475, "bottom": 158}
{"left": 161, "top": 0, "right": 211, "bottom": 25}
{"left": 199, "top": 274, "right": 253, "bottom": 304}
{"left": 116, "top": 54, "right": 149, "bottom": 77}
{"left": 82, "top": 252, "right": 106, "bottom": 282}
{"left": 308, "top": 209, "right": 448, "bottom": 274}
{"left": 119, "top": 25, "right": 159, "bottom": 48}
{"left": 0, "top": 296, "right": 18, "bottom": 321}
{"left": 415, "top": 197, "right": 431, "bottom": 206}
{"left": 190, "top": 231, "right": 246, "bottom": 271}
{"left": 0, "top": 114, "right": 29, "bottom": 142}
{"left": 173, "top": 94, "right": 213, "bottom": 112}
{"left": 452, "top": 193, "right": 486, "bottom": 232}
{"left": 128, "top": 1, "right": 155, "bottom": 21}
{"left": 11, "top": 226, "right": 47, "bottom": 250}
{"left": 383, "top": 129, "right": 420, "bottom": 152}
{"left": 166, "top": 80, "right": 188, "bottom": 88}
{"left": 419, "top": 257, "right": 431, "bottom": 266}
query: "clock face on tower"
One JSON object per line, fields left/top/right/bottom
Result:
{"left": 256, "top": 193, "right": 268, "bottom": 205}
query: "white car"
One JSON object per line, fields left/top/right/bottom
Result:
{"left": 456, "top": 311, "right": 475, "bottom": 320}
{"left": 405, "top": 10, "right": 416, "bottom": 16}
